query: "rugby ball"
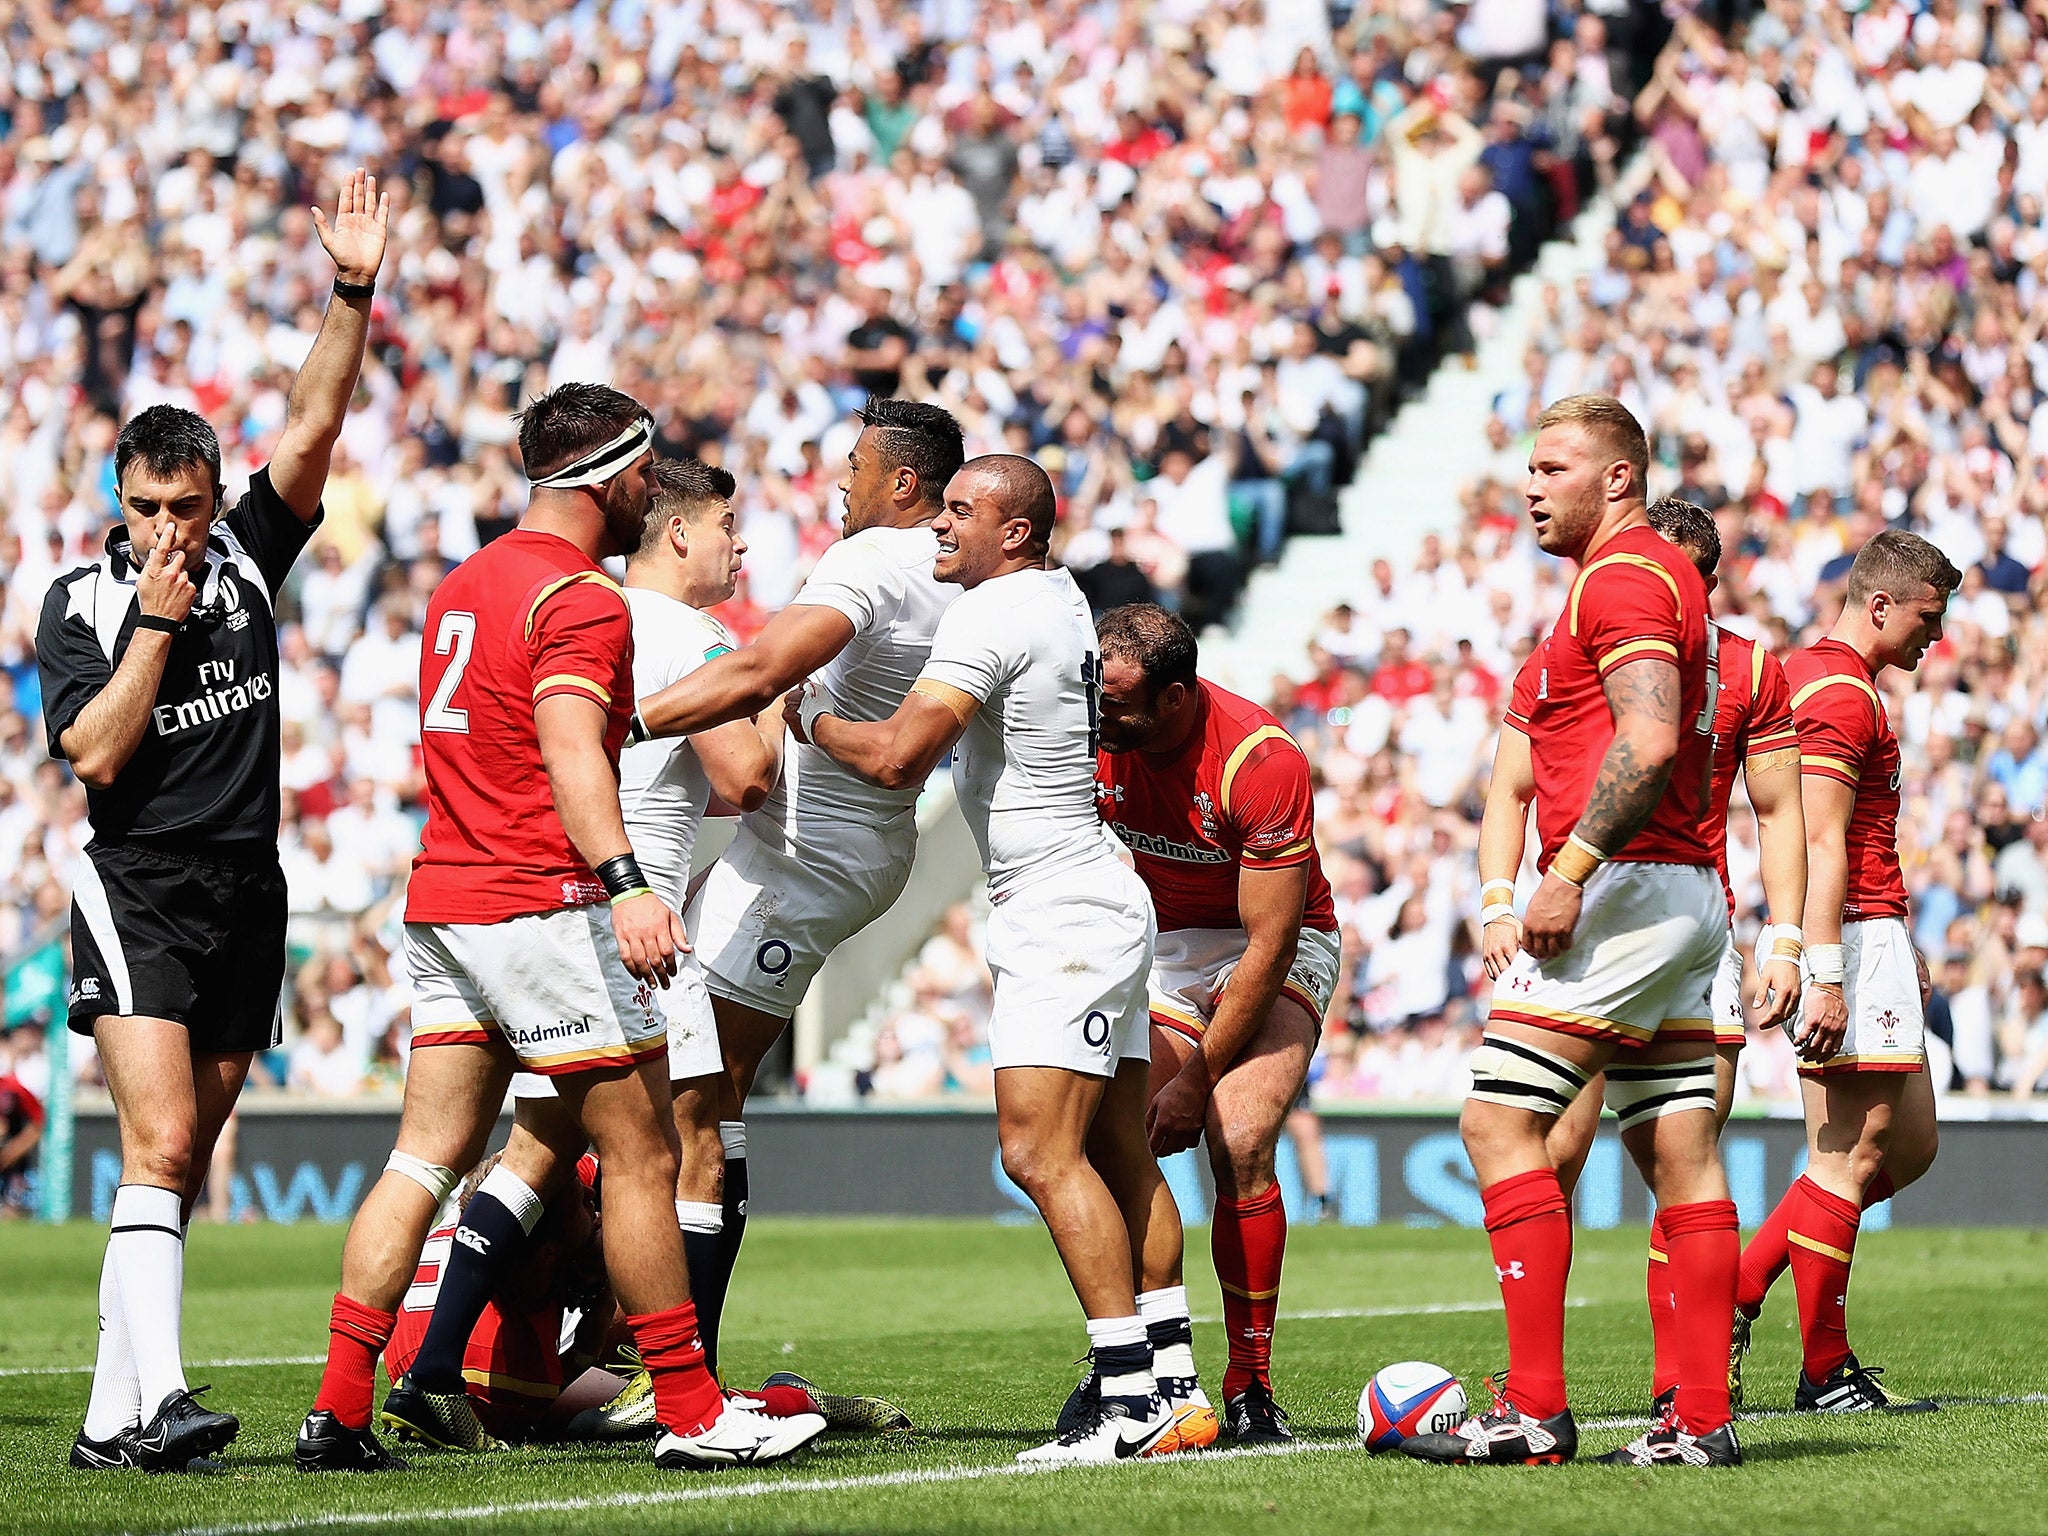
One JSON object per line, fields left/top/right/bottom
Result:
{"left": 1358, "top": 1361, "right": 1468, "bottom": 1451}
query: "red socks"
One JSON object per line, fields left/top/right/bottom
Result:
{"left": 1213, "top": 1183, "right": 1286, "bottom": 1400}
{"left": 628, "top": 1302, "right": 724, "bottom": 1437}
{"left": 1785, "top": 1176, "right": 1861, "bottom": 1382}
{"left": 1481, "top": 1168, "right": 1572, "bottom": 1420}
{"left": 1739, "top": 1168, "right": 1895, "bottom": 1316}
{"left": 312, "top": 1293, "right": 396, "bottom": 1430}
{"left": 1659, "top": 1199, "right": 1738, "bottom": 1434}
{"left": 745, "top": 1382, "right": 816, "bottom": 1419}
{"left": 1646, "top": 1211, "right": 1679, "bottom": 1401}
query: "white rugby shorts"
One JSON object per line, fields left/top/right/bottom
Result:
{"left": 986, "top": 862, "right": 1155, "bottom": 1077}
{"left": 1486, "top": 863, "right": 1725, "bottom": 1049}
{"left": 687, "top": 810, "right": 917, "bottom": 1017}
{"left": 1148, "top": 924, "right": 1342, "bottom": 1047}
{"left": 1798, "top": 915, "right": 1924, "bottom": 1076}
{"left": 404, "top": 907, "right": 667, "bottom": 1077}
{"left": 511, "top": 951, "right": 721, "bottom": 1100}
{"left": 1711, "top": 929, "right": 1747, "bottom": 1049}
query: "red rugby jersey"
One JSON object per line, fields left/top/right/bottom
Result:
{"left": 387, "top": 1212, "right": 565, "bottom": 1437}
{"left": 1521, "top": 524, "right": 1716, "bottom": 871}
{"left": 406, "top": 529, "right": 636, "bottom": 924}
{"left": 1095, "top": 680, "right": 1337, "bottom": 933}
{"left": 1784, "top": 637, "right": 1909, "bottom": 920}
{"left": 1703, "top": 628, "right": 1798, "bottom": 916}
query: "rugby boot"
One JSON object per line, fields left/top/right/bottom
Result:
{"left": 380, "top": 1374, "right": 506, "bottom": 1450}
{"left": 294, "top": 1410, "right": 408, "bottom": 1473}
{"left": 1795, "top": 1356, "right": 1936, "bottom": 1414}
{"left": 760, "top": 1370, "right": 913, "bottom": 1432}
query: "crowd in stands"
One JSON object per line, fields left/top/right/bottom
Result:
{"left": 3, "top": 0, "right": 2048, "bottom": 1115}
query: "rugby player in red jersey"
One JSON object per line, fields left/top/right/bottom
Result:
{"left": 1480, "top": 498, "right": 1809, "bottom": 1423}
{"left": 1088, "top": 603, "right": 1342, "bottom": 1447}
{"left": 295, "top": 384, "right": 821, "bottom": 1474}
{"left": 1404, "top": 396, "right": 1737, "bottom": 1468}
{"left": 1728, "top": 531, "right": 1957, "bottom": 1416}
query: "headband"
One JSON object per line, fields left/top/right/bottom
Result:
{"left": 530, "top": 417, "right": 654, "bottom": 489}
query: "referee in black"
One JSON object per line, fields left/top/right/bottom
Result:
{"left": 37, "top": 170, "right": 389, "bottom": 1473}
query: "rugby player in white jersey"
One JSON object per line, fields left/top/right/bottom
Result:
{"left": 794, "top": 454, "right": 1177, "bottom": 1464}
{"left": 379, "top": 458, "right": 793, "bottom": 1449}
{"left": 622, "top": 401, "right": 963, "bottom": 1375}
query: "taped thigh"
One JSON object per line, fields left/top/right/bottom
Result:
{"left": 1602, "top": 1056, "right": 1716, "bottom": 1132}
{"left": 1467, "top": 1035, "right": 1590, "bottom": 1117}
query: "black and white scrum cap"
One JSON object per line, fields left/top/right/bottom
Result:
{"left": 529, "top": 417, "right": 655, "bottom": 489}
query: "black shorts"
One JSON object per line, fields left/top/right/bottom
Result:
{"left": 69, "top": 841, "right": 288, "bottom": 1054}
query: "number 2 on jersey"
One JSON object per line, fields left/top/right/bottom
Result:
{"left": 1082, "top": 649, "right": 1101, "bottom": 753}
{"left": 423, "top": 611, "right": 477, "bottom": 733}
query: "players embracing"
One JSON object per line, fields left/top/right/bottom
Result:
{"left": 1090, "top": 604, "right": 1341, "bottom": 1445}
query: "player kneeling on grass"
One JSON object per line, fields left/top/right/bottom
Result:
{"left": 1518, "top": 499, "right": 1808, "bottom": 1423}
{"left": 1403, "top": 397, "right": 1739, "bottom": 1469}
{"left": 386, "top": 1154, "right": 902, "bottom": 1444}
{"left": 295, "top": 387, "right": 820, "bottom": 1475}
{"left": 794, "top": 456, "right": 1184, "bottom": 1465}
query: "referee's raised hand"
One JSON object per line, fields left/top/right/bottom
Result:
{"left": 137, "top": 521, "right": 197, "bottom": 625}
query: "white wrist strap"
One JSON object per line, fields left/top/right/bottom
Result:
{"left": 1806, "top": 941, "right": 1846, "bottom": 985}
{"left": 1480, "top": 903, "right": 1519, "bottom": 927}
{"left": 1762, "top": 923, "right": 1804, "bottom": 963}
{"left": 797, "top": 683, "right": 832, "bottom": 741}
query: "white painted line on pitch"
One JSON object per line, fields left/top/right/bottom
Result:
{"left": 0, "top": 1354, "right": 325, "bottom": 1378}
{"left": 117, "top": 1389, "right": 2048, "bottom": 1535}
{"left": 6, "top": 1302, "right": 1581, "bottom": 1377}
{"left": 143, "top": 1439, "right": 1360, "bottom": 1536}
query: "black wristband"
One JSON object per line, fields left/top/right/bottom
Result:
{"left": 593, "top": 853, "right": 649, "bottom": 902}
{"left": 627, "top": 709, "right": 650, "bottom": 747}
{"left": 133, "top": 613, "right": 181, "bottom": 633}
{"left": 333, "top": 276, "right": 376, "bottom": 300}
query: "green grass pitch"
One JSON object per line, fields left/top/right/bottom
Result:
{"left": 4, "top": 1219, "right": 2046, "bottom": 1535}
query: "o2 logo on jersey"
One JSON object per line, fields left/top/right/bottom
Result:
{"left": 756, "top": 939, "right": 794, "bottom": 987}
{"left": 1082, "top": 1010, "right": 1112, "bottom": 1052}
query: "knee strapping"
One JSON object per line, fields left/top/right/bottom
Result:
{"left": 385, "top": 1150, "right": 458, "bottom": 1204}
{"left": 1602, "top": 1057, "right": 1716, "bottom": 1132}
{"left": 1467, "top": 1035, "right": 1589, "bottom": 1116}
{"left": 719, "top": 1120, "right": 747, "bottom": 1158}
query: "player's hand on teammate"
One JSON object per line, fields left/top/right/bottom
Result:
{"left": 611, "top": 890, "right": 690, "bottom": 987}
{"left": 1791, "top": 981, "right": 1847, "bottom": 1061}
{"left": 1751, "top": 957, "right": 1802, "bottom": 1032}
{"left": 1480, "top": 915, "right": 1523, "bottom": 979}
{"left": 313, "top": 167, "right": 390, "bottom": 286}
{"left": 138, "top": 521, "right": 198, "bottom": 624}
{"left": 1518, "top": 872, "right": 1583, "bottom": 961}
{"left": 781, "top": 686, "right": 813, "bottom": 744}
{"left": 1146, "top": 1057, "right": 1211, "bottom": 1157}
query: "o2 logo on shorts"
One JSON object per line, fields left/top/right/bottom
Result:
{"left": 756, "top": 939, "right": 794, "bottom": 987}
{"left": 1083, "top": 1010, "right": 1112, "bottom": 1052}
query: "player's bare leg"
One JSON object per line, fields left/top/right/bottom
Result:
{"left": 79, "top": 1021, "right": 254, "bottom": 1471}
{"left": 1179, "top": 999, "right": 1315, "bottom": 1444}
{"left": 696, "top": 995, "right": 787, "bottom": 1370}
{"left": 1547, "top": 1042, "right": 1742, "bottom": 1414}
{"left": 1409, "top": 1026, "right": 1738, "bottom": 1466}
{"left": 383, "top": 1093, "right": 581, "bottom": 1451}
{"left": 1741, "top": 1071, "right": 1934, "bottom": 1413}
{"left": 1078, "top": 1056, "right": 1212, "bottom": 1454}
{"left": 1000, "top": 1063, "right": 1172, "bottom": 1461}
{"left": 300, "top": 1040, "right": 509, "bottom": 1471}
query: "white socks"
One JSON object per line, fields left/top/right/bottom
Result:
{"left": 675, "top": 1200, "right": 723, "bottom": 1233}
{"left": 1138, "top": 1284, "right": 1199, "bottom": 1382}
{"left": 82, "top": 1242, "right": 139, "bottom": 1439}
{"left": 476, "top": 1164, "right": 545, "bottom": 1235}
{"left": 107, "top": 1184, "right": 187, "bottom": 1417}
{"left": 1085, "top": 1314, "right": 1159, "bottom": 1409}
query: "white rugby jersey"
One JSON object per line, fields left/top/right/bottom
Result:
{"left": 618, "top": 588, "right": 737, "bottom": 908}
{"left": 747, "top": 524, "right": 955, "bottom": 838}
{"left": 919, "top": 565, "right": 1125, "bottom": 899}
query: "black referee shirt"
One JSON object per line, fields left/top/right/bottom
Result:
{"left": 37, "top": 467, "right": 320, "bottom": 847}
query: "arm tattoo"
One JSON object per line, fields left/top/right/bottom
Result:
{"left": 1577, "top": 659, "right": 1680, "bottom": 854}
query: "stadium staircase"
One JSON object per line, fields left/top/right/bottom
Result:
{"left": 1204, "top": 193, "right": 1622, "bottom": 696}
